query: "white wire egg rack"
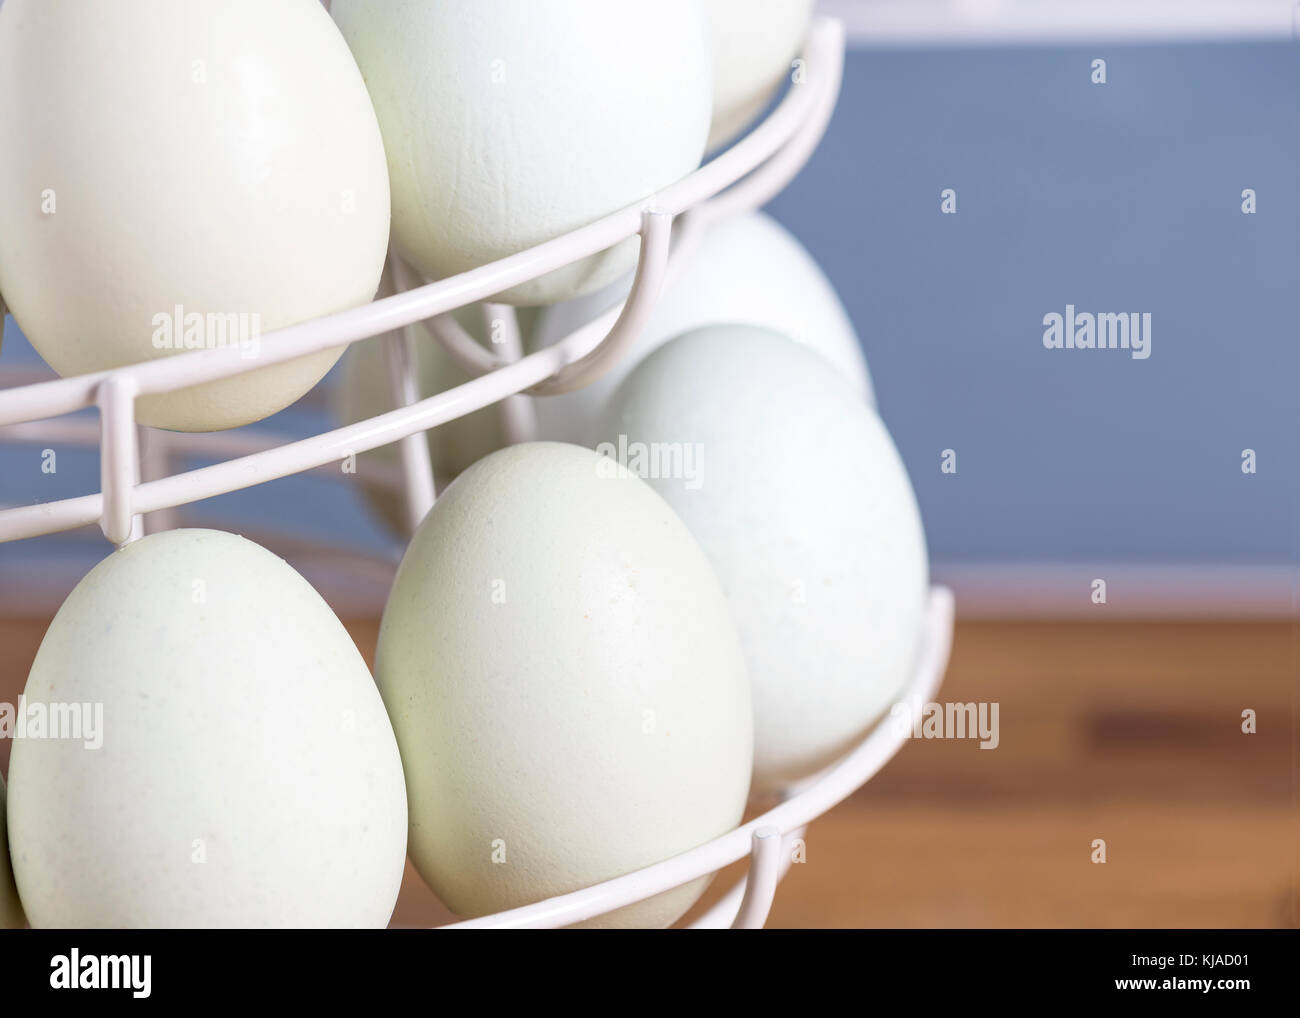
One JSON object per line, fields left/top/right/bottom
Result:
{"left": 0, "top": 16, "right": 954, "bottom": 929}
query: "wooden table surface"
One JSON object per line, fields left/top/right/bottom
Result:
{"left": 1, "top": 616, "right": 1295, "bottom": 928}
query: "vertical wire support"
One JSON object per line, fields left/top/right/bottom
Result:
{"left": 526, "top": 208, "right": 674, "bottom": 396}
{"left": 137, "top": 425, "right": 178, "bottom": 535}
{"left": 482, "top": 302, "right": 538, "bottom": 445}
{"left": 97, "top": 376, "right": 141, "bottom": 546}
{"left": 391, "top": 249, "right": 505, "bottom": 377}
{"left": 687, "top": 823, "right": 806, "bottom": 928}
{"left": 381, "top": 326, "right": 437, "bottom": 534}
{"left": 730, "top": 827, "right": 784, "bottom": 929}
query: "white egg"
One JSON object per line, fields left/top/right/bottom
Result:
{"left": 376, "top": 442, "right": 752, "bottom": 928}
{"left": 0, "top": 775, "right": 25, "bottom": 929}
{"left": 593, "top": 326, "right": 929, "bottom": 794}
{"left": 7, "top": 529, "right": 408, "bottom": 928}
{"left": 331, "top": 0, "right": 712, "bottom": 307}
{"left": 530, "top": 210, "right": 873, "bottom": 444}
{"left": 0, "top": 0, "right": 390, "bottom": 431}
{"left": 704, "top": 0, "right": 816, "bottom": 150}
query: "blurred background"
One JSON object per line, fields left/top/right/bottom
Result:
{"left": 0, "top": 0, "right": 1296, "bottom": 927}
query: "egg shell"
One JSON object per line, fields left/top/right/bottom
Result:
{"left": 530, "top": 210, "right": 873, "bottom": 444}
{"left": 704, "top": 0, "right": 816, "bottom": 150}
{"left": 0, "top": 0, "right": 390, "bottom": 431}
{"left": 593, "top": 326, "right": 929, "bottom": 793}
{"left": 331, "top": 0, "right": 712, "bottom": 307}
{"left": 376, "top": 442, "right": 752, "bottom": 928}
{"left": 0, "top": 776, "right": 25, "bottom": 929}
{"left": 7, "top": 529, "right": 408, "bottom": 928}
{"left": 334, "top": 262, "right": 540, "bottom": 536}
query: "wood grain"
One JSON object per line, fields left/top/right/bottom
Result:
{"left": 1, "top": 616, "right": 1294, "bottom": 928}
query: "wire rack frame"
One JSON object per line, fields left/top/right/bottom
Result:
{"left": 446, "top": 587, "right": 953, "bottom": 930}
{"left": 0, "top": 18, "right": 845, "bottom": 545}
{"left": 0, "top": 16, "right": 955, "bottom": 928}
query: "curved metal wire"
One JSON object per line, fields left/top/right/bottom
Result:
{"left": 0, "top": 18, "right": 847, "bottom": 545}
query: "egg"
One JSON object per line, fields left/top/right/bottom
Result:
{"left": 704, "top": 0, "right": 816, "bottom": 150}
{"left": 0, "top": 776, "right": 25, "bottom": 929}
{"left": 334, "top": 263, "right": 541, "bottom": 536}
{"left": 530, "top": 210, "right": 874, "bottom": 444}
{"left": 0, "top": 0, "right": 390, "bottom": 431}
{"left": 331, "top": 0, "right": 712, "bottom": 307}
{"left": 6, "top": 529, "right": 408, "bottom": 928}
{"left": 592, "top": 326, "right": 929, "bottom": 794}
{"left": 376, "top": 442, "right": 752, "bottom": 927}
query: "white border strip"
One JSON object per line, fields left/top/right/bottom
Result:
{"left": 821, "top": 0, "right": 1299, "bottom": 46}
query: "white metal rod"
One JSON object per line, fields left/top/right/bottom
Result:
{"left": 689, "top": 824, "right": 806, "bottom": 929}
{"left": 381, "top": 325, "right": 437, "bottom": 533}
{"left": 396, "top": 256, "right": 507, "bottom": 377}
{"left": 0, "top": 12, "right": 953, "bottom": 932}
{"left": 528, "top": 209, "right": 674, "bottom": 396}
{"left": 0, "top": 415, "right": 408, "bottom": 492}
{"left": 730, "top": 827, "right": 784, "bottom": 929}
{"left": 688, "top": 875, "right": 750, "bottom": 930}
{"left": 523, "top": 210, "right": 711, "bottom": 379}
{"left": 0, "top": 18, "right": 846, "bottom": 544}
{"left": 0, "top": 209, "right": 679, "bottom": 540}
{"left": 483, "top": 303, "right": 539, "bottom": 446}
{"left": 697, "top": 20, "right": 845, "bottom": 228}
{"left": 687, "top": 873, "right": 750, "bottom": 930}
{"left": 519, "top": 66, "right": 837, "bottom": 374}
{"left": 418, "top": 317, "right": 504, "bottom": 378}
{"left": 0, "top": 344, "right": 562, "bottom": 542}
{"left": 661, "top": 212, "right": 710, "bottom": 290}
{"left": 442, "top": 587, "right": 953, "bottom": 929}
{"left": 137, "top": 425, "right": 178, "bottom": 536}
{"left": 96, "top": 377, "right": 139, "bottom": 546}
{"left": 0, "top": 18, "right": 842, "bottom": 431}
